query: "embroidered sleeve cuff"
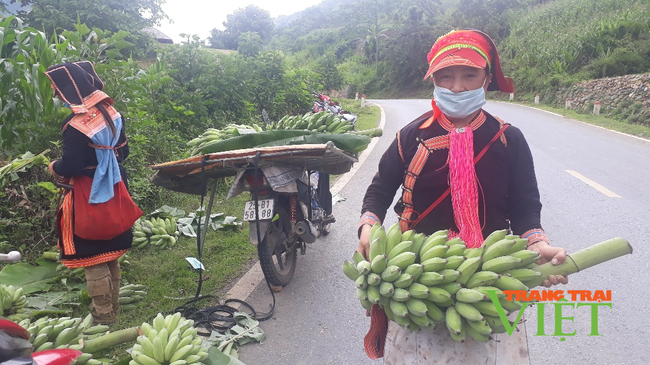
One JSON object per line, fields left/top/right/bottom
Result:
{"left": 522, "top": 228, "right": 549, "bottom": 247}
{"left": 359, "top": 212, "right": 381, "bottom": 229}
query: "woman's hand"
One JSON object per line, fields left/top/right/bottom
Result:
{"left": 527, "top": 241, "right": 569, "bottom": 287}
{"left": 48, "top": 160, "right": 63, "bottom": 181}
{"left": 357, "top": 224, "right": 372, "bottom": 260}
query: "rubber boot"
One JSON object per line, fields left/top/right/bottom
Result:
{"left": 107, "top": 259, "right": 121, "bottom": 316}
{"left": 84, "top": 263, "right": 115, "bottom": 325}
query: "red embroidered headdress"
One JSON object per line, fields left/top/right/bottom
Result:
{"left": 423, "top": 29, "right": 514, "bottom": 93}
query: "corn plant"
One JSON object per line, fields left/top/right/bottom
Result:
{"left": 0, "top": 16, "right": 68, "bottom": 158}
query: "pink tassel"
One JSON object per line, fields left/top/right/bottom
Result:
{"left": 448, "top": 127, "right": 483, "bottom": 248}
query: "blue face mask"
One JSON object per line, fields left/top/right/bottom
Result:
{"left": 433, "top": 78, "right": 487, "bottom": 119}
{"left": 63, "top": 102, "right": 71, "bottom": 108}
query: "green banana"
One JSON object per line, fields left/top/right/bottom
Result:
{"left": 494, "top": 275, "right": 529, "bottom": 291}
{"left": 420, "top": 257, "right": 448, "bottom": 272}
{"left": 386, "top": 252, "right": 416, "bottom": 270}
{"left": 424, "top": 300, "right": 445, "bottom": 323}
{"left": 392, "top": 273, "right": 415, "bottom": 289}
{"left": 367, "top": 273, "right": 381, "bottom": 287}
{"left": 445, "top": 244, "right": 467, "bottom": 257}
{"left": 407, "top": 283, "right": 430, "bottom": 299}
{"left": 367, "top": 285, "right": 381, "bottom": 304}
{"left": 379, "top": 281, "right": 394, "bottom": 297}
{"left": 370, "top": 254, "right": 388, "bottom": 274}
{"left": 466, "top": 318, "right": 494, "bottom": 336}
{"left": 437, "top": 282, "right": 462, "bottom": 295}
{"left": 455, "top": 288, "right": 488, "bottom": 303}
{"left": 380, "top": 265, "right": 402, "bottom": 282}
{"left": 445, "top": 306, "right": 463, "bottom": 335}
{"left": 444, "top": 255, "right": 466, "bottom": 270}
{"left": 392, "top": 288, "right": 412, "bottom": 303}
{"left": 389, "top": 299, "right": 409, "bottom": 318}
{"left": 419, "top": 234, "right": 448, "bottom": 257}
{"left": 426, "top": 286, "right": 452, "bottom": 304}
{"left": 420, "top": 245, "right": 449, "bottom": 262}
{"left": 482, "top": 229, "right": 508, "bottom": 248}
{"left": 403, "top": 264, "right": 424, "bottom": 281}
{"left": 405, "top": 298, "right": 428, "bottom": 317}
{"left": 466, "top": 271, "right": 501, "bottom": 288}
{"left": 510, "top": 249, "right": 542, "bottom": 266}
{"left": 387, "top": 241, "right": 414, "bottom": 261}
{"left": 481, "top": 255, "right": 523, "bottom": 273}
{"left": 482, "top": 239, "right": 517, "bottom": 262}
{"left": 437, "top": 269, "right": 461, "bottom": 284}
{"left": 342, "top": 261, "right": 360, "bottom": 281}
{"left": 465, "top": 322, "right": 492, "bottom": 342}
{"left": 417, "top": 271, "right": 446, "bottom": 286}
{"left": 471, "top": 300, "right": 501, "bottom": 317}
{"left": 455, "top": 301, "right": 485, "bottom": 322}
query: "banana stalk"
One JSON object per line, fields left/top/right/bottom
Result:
{"left": 82, "top": 327, "right": 139, "bottom": 354}
{"left": 523, "top": 237, "right": 633, "bottom": 288}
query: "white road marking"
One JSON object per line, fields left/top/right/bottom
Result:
{"left": 565, "top": 170, "right": 622, "bottom": 198}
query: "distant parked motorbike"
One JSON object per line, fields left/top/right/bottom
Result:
{"left": 312, "top": 92, "right": 358, "bottom": 127}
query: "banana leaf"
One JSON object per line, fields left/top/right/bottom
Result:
{"left": 257, "top": 133, "right": 371, "bottom": 154}
{"left": 197, "top": 130, "right": 315, "bottom": 154}
{"left": 0, "top": 258, "right": 59, "bottom": 294}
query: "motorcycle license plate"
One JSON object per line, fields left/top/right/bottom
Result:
{"left": 243, "top": 199, "right": 274, "bottom": 221}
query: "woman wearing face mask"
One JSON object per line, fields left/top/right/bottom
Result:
{"left": 356, "top": 30, "right": 568, "bottom": 363}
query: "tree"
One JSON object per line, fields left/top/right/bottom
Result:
{"left": 315, "top": 55, "right": 343, "bottom": 91}
{"left": 238, "top": 32, "right": 263, "bottom": 58}
{"left": 12, "top": 0, "right": 168, "bottom": 35}
{"left": 208, "top": 5, "right": 273, "bottom": 50}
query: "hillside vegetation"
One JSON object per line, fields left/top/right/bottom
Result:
{"left": 265, "top": 0, "right": 649, "bottom": 96}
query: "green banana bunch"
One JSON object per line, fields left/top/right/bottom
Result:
{"left": 187, "top": 124, "right": 262, "bottom": 156}
{"left": 131, "top": 313, "right": 209, "bottom": 365}
{"left": 133, "top": 217, "right": 179, "bottom": 250}
{"left": 0, "top": 284, "right": 29, "bottom": 322}
{"left": 344, "top": 225, "right": 543, "bottom": 340}
{"left": 267, "top": 111, "right": 356, "bottom": 134}
{"left": 119, "top": 284, "right": 148, "bottom": 311}
{"left": 18, "top": 314, "right": 109, "bottom": 360}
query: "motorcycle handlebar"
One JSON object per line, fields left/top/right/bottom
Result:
{"left": 0, "top": 251, "right": 21, "bottom": 263}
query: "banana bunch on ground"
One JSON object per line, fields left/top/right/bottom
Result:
{"left": 18, "top": 314, "right": 109, "bottom": 364}
{"left": 131, "top": 312, "right": 209, "bottom": 365}
{"left": 267, "top": 111, "right": 353, "bottom": 134}
{"left": 187, "top": 124, "right": 262, "bottom": 156}
{"left": 0, "top": 284, "right": 29, "bottom": 322}
{"left": 343, "top": 224, "right": 543, "bottom": 343}
{"left": 119, "top": 284, "right": 148, "bottom": 311}
{"left": 132, "top": 217, "right": 179, "bottom": 249}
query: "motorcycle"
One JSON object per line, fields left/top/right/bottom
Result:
{"left": 312, "top": 92, "right": 358, "bottom": 127}
{"left": 1, "top": 251, "right": 82, "bottom": 365}
{"left": 231, "top": 166, "right": 335, "bottom": 287}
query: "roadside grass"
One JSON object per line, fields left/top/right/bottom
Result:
{"left": 339, "top": 99, "right": 381, "bottom": 130}
{"left": 511, "top": 100, "right": 650, "bottom": 140}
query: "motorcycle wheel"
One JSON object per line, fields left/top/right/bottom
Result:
{"left": 257, "top": 198, "right": 297, "bottom": 287}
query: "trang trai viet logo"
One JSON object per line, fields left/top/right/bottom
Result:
{"left": 485, "top": 289, "right": 612, "bottom": 340}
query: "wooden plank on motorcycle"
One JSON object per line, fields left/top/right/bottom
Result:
{"left": 150, "top": 142, "right": 358, "bottom": 195}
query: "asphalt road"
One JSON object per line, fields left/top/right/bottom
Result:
{"left": 237, "top": 100, "right": 650, "bottom": 365}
